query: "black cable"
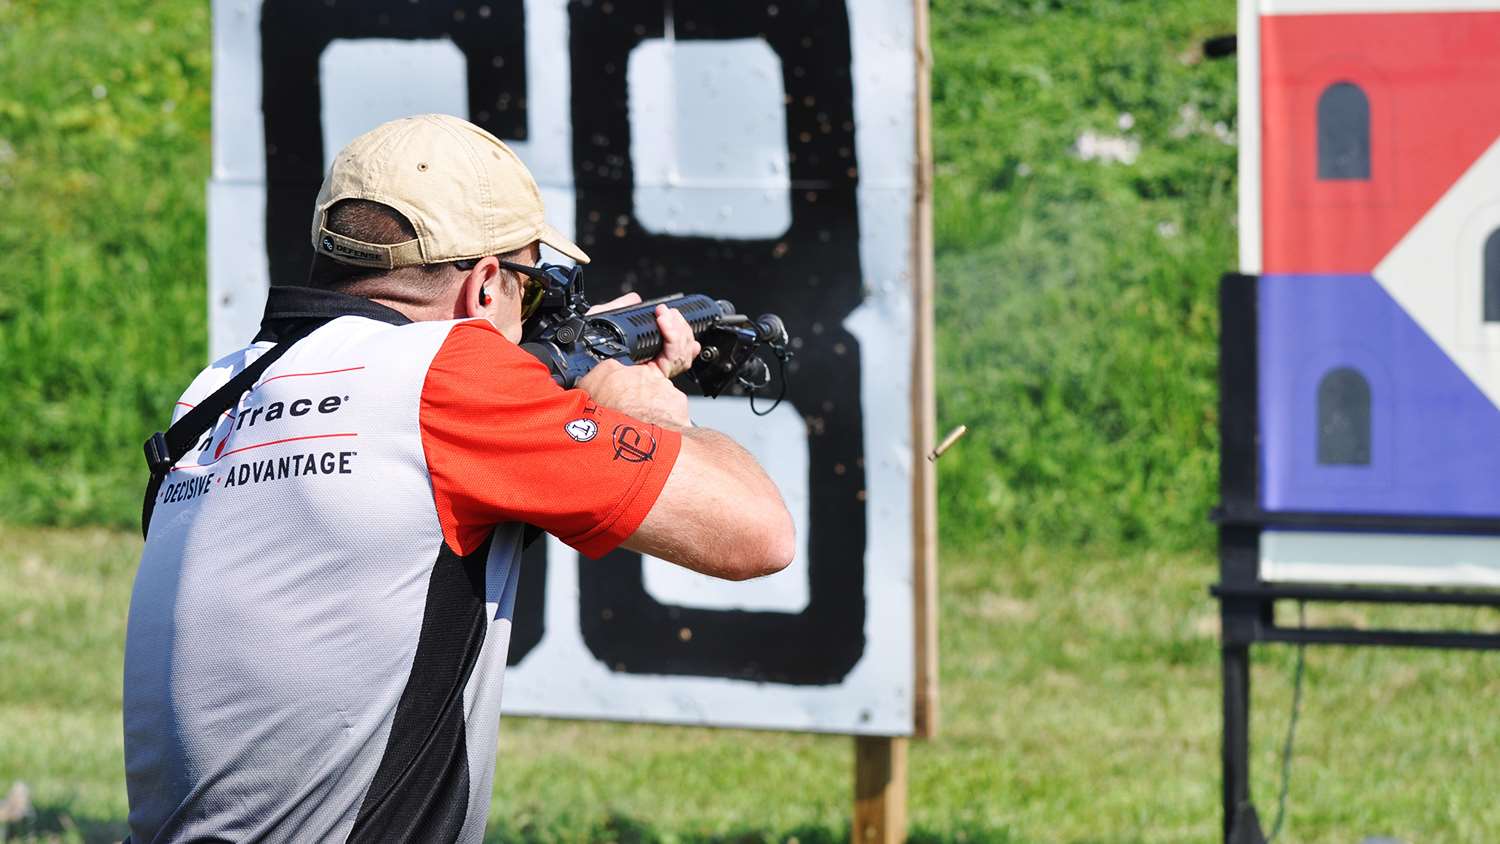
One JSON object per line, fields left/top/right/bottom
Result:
{"left": 748, "top": 349, "right": 789, "bottom": 416}
{"left": 1269, "top": 601, "right": 1308, "bottom": 842}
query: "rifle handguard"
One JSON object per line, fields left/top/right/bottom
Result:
{"left": 517, "top": 264, "right": 791, "bottom": 406}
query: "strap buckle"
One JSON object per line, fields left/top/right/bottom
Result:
{"left": 144, "top": 431, "right": 175, "bottom": 476}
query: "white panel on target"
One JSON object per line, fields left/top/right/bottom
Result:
{"left": 319, "top": 38, "right": 470, "bottom": 171}
{"left": 627, "top": 38, "right": 791, "bottom": 239}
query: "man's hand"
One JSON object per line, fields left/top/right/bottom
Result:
{"left": 646, "top": 304, "right": 702, "bottom": 379}
{"left": 585, "top": 293, "right": 703, "bottom": 380}
{"left": 576, "top": 359, "right": 691, "bottom": 429}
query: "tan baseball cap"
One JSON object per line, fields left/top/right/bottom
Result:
{"left": 311, "top": 113, "right": 589, "bottom": 268}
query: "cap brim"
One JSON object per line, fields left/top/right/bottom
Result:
{"left": 538, "top": 223, "right": 590, "bottom": 264}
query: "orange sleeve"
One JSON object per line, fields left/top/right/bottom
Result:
{"left": 419, "top": 320, "right": 681, "bottom": 558}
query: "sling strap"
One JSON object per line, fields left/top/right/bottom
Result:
{"left": 140, "top": 322, "right": 319, "bottom": 538}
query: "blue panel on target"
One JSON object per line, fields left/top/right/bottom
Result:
{"left": 1259, "top": 274, "right": 1500, "bottom": 518}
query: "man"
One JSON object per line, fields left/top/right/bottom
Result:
{"left": 124, "top": 114, "right": 794, "bottom": 843}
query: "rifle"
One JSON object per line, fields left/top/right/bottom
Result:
{"left": 518, "top": 263, "right": 792, "bottom": 411}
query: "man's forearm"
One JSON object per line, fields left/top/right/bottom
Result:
{"left": 623, "top": 424, "right": 792, "bottom": 577}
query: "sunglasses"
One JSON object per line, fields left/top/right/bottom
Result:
{"left": 454, "top": 257, "right": 557, "bottom": 319}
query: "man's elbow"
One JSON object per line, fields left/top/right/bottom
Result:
{"left": 766, "top": 510, "right": 796, "bottom": 574}
{"left": 725, "top": 507, "right": 794, "bottom": 581}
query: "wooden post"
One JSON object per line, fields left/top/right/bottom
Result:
{"left": 910, "top": 0, "right": 940, "bottom": 740}
{"left": 853, "top": 736, "right": 909, "bottom": 843}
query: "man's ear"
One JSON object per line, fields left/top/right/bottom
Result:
{"left": 457, "top": 258, "right": 502, "bottom": 319}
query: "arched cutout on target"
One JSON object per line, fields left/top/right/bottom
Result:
{"left": 568, "top": 0, "right": 867, "bottom": 685}
{"left": 1484, "top": 227, "right": 1500, "bottom": 323}
{"left": 1316, "top": 81, "right": 1371, "bottom": 181}
{"left": 1317, "top": 366, "right": 1372, "bottom": 466}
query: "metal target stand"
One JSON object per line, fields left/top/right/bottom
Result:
{"left": 1212, "top": 272, "right": 1500, "bottom": 844}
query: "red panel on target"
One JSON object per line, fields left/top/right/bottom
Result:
{"left": 1261, "top": 11, "right": 1500, "bottom": 274}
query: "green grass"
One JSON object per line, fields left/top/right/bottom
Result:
{"left": 0, "top": 0, "right": 211, "bottom": 528}
{"left": 931, "top": 0, "right": 1237, "bottom": 551}
{"left": 4, "top": 526, "right": 1499, "bottom": 843}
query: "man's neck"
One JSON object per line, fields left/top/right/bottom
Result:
{"left": 368, "top": 294, "right": 464, "bottom": 323}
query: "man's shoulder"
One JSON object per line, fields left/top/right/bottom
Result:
{"left": 424, "top": 318, "right": 556, "bottom": 386}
